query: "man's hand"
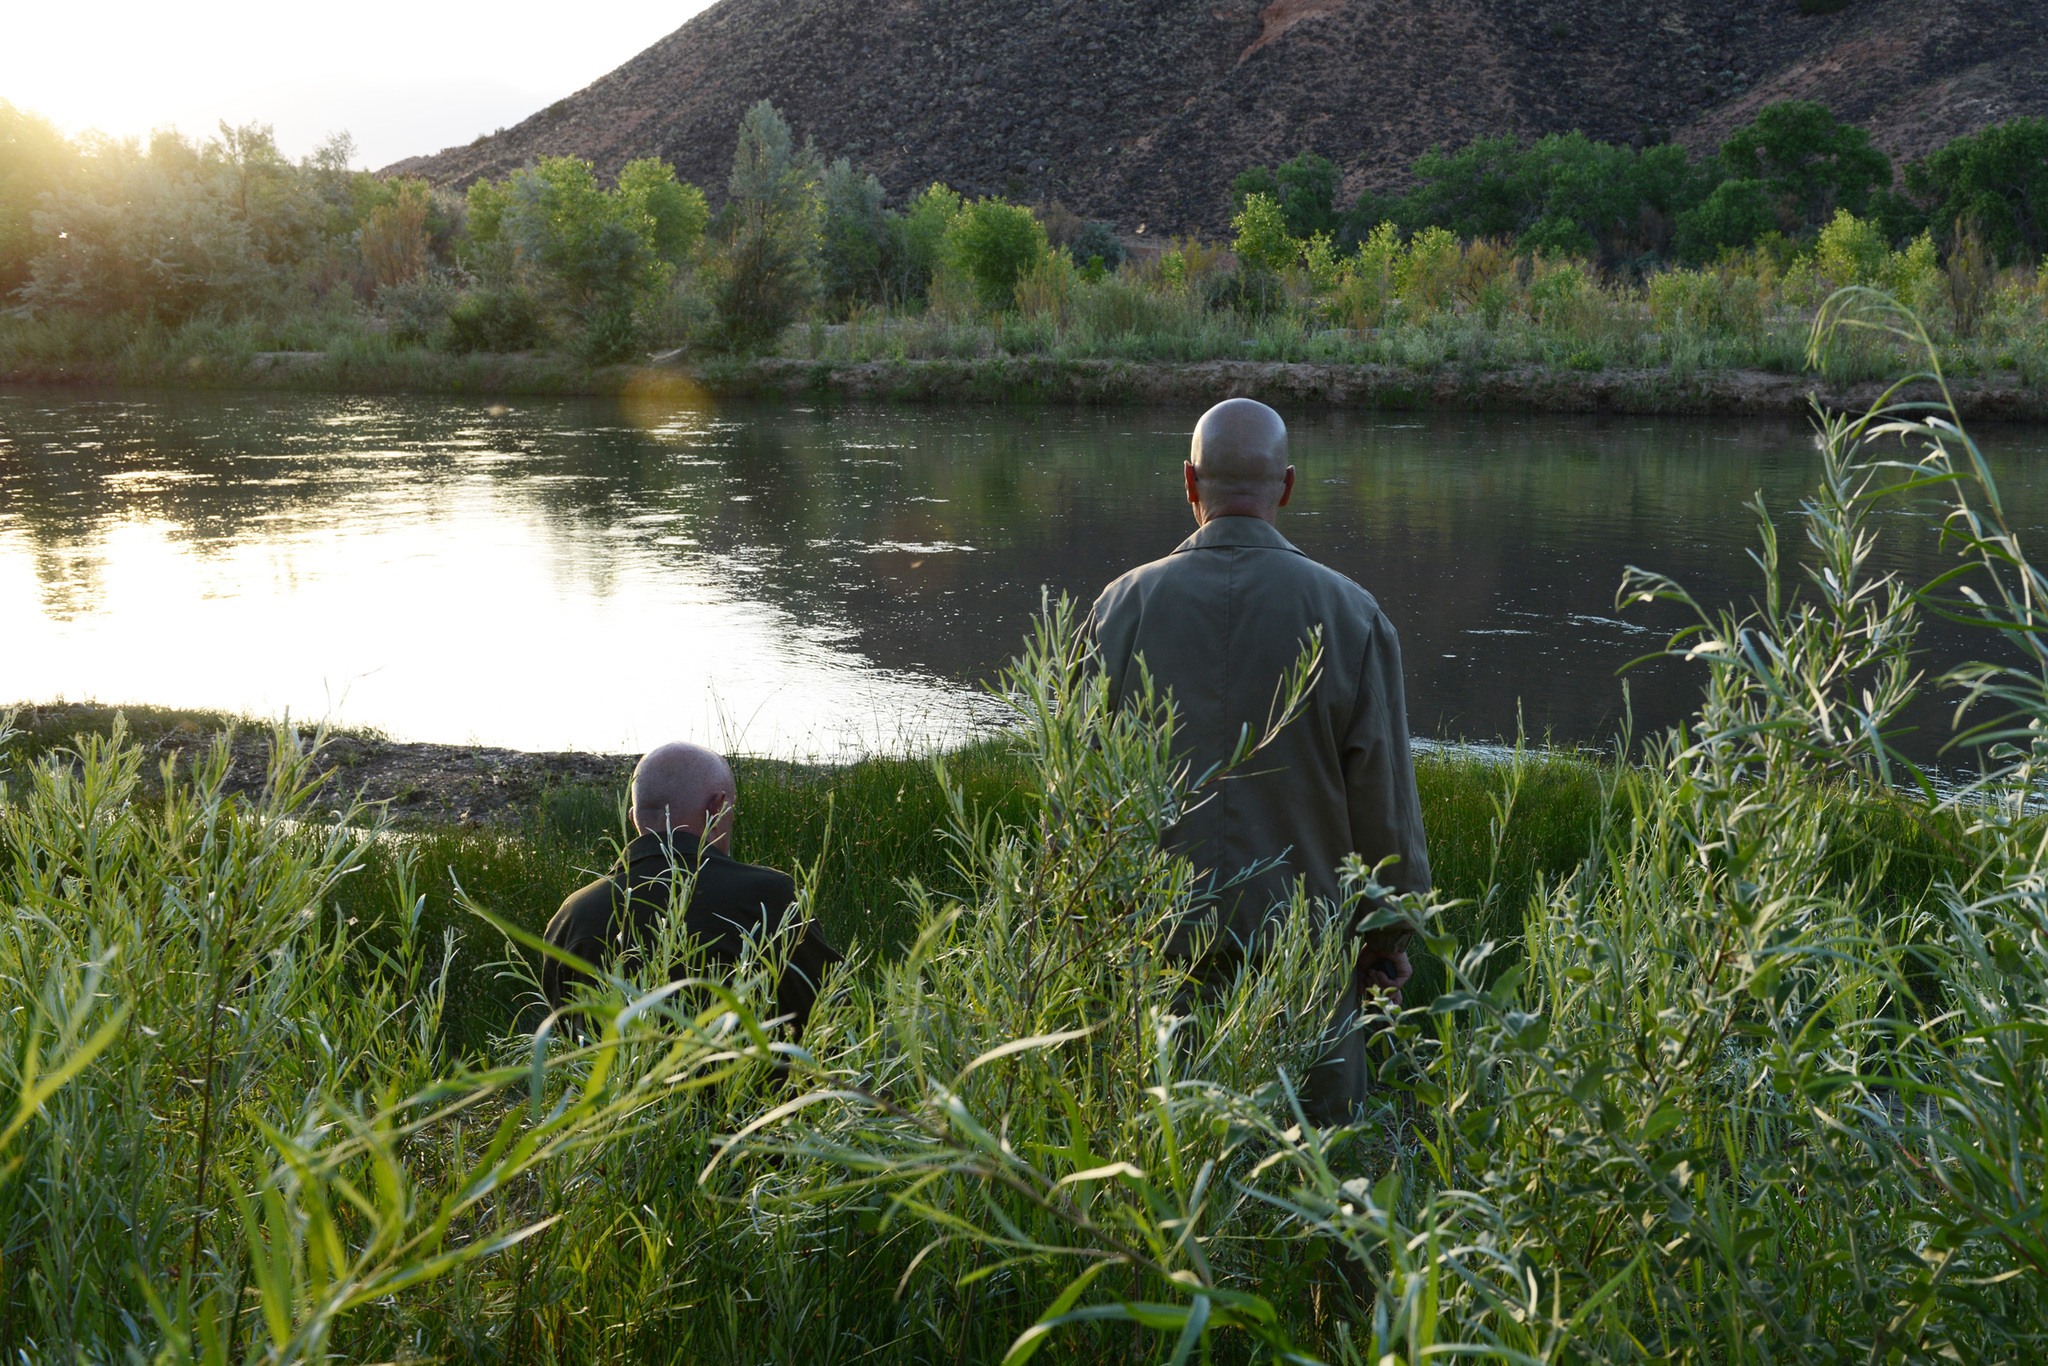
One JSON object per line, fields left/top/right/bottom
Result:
{"left": 1358, "top": 949, "right": 1412, "bottom": 1009}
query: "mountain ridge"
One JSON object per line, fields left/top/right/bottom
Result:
{"left": 384, "top": 0, "right": 2047, "bottom": 236}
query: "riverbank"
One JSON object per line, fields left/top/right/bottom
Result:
{"left": 3, "top": 700, "right": 1603, "bottom": 993}
{"left": 5, "top": 700, "right": 1965, "bottom": 1023}
{"left": 8, "top": 347, "right": 2047, "bottom": 420}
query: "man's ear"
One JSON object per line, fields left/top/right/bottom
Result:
{"left": 1184, "top": 462, "right": 1202, "bottom": 506}
{"left": 1278, "top": 466, "right": 1296, "bottom": 508}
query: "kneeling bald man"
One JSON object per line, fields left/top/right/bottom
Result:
{"left": 1087, "top": 398, "right": 1430, "bottom": 1121}
{"left": 542, "top": 742, "right": 841, "bottom": 1036}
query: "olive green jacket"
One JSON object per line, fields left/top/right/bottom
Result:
{"left": 1086, "top": 514, "right": 1431, "bottom": 953}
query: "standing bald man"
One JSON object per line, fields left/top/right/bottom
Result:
{"left": 541, "top": 741, "right": 841, "bottom": 1036}
{"left": 1088, "top": 398, "right": 1429, "bottom": 1121}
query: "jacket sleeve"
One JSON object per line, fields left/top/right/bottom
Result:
{"left": 1343, "top": 611, "right": 1432, "bottom": 928}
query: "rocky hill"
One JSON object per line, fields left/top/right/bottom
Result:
{"left": 385, "top": 0, "right": 2046, "bottom": 237}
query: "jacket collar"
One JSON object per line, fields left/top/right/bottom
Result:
{"left": 622, "top": 828, "right": 718, "bottom": 871}
{"left": 1172, "top": 515, "right": 1306, "bottom": 556}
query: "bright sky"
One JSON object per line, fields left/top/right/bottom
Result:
{"left": 3, "top": 0, "right": 722, "bottom": 170}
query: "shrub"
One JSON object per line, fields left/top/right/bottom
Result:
{"left": 375, "top": 267, "right": 462, "bottom": 345}
{"left": 359, "top": 179, "right": 431, "bottom": 289}
{"left": 1067, "top": 219, "right": 1126, "bottom": 273}
{"left": 1011, "top": 247, "right": 1078, "bottom": 321}
{"left": 942, "top": 196, "right": 1046, "bottom": 311}
{"left": 1329, "top": 220, "right": 1402, "bottom": 327}
{"left": 21, "top": 143, "right": 279, "bottom": 322}
{"left": 1073, "top": 274, "right": 1179, "bottom": 337}
{"left": 575, "top": 299, "right": 644, "bottom": 364}
{"left": 1, "top": 100, "right": 72, "bottom": 299}
{"left": 503, "top": 156, "right": 667, "bottom": 316}
{"left": 1813, "top": 207, "right": 1890, "bottom": 284}
{"left": 1231, "top": 192, "right": 1298, "bottom": 273}
{"left": 445, "top": 285, "right": 544, "bottom": 351}
{"left": 1648, "top": 265, "right": 1765, "bottom": 339}
{"left": 1395, "top": 225, "right": 1461, "bottom": 311}
{"left": 1231, "top": 150, "right": 1342, "bottom": 239}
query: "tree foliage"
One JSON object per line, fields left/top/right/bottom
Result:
{"left": 1231, "top": 150, "right": 1342, "bottom": 240}
{"left": 1230, "top": 192, "right": 1298, "bottom": 273}
{"left": 1715, "top": 99, "right": 1891, "bottom": 230}
{"left": 1904, "top": 115, "right": 2048, "bottom": 263}
{"left": 943, "top": 196, "right": 1047, "bottom": 310}
{"left": 819, "top": 156, "right": 888, "bottom": 310}
{"left": 708, "top": 100, "right": 821, "bottom": 350}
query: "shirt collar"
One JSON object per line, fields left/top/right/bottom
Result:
{"left": 1172, "top": 515, "right": 1306, "bottom": 556}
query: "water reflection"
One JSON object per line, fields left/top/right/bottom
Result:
{"left": 3, "top": 387, "right": 2044, "bottom": 758}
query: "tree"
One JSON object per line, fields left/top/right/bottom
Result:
{"left": 708, "top": 99, "right": 821, "bottom": 349}
{"left": 1, "top": 100, "right": 72, "bottom": 299}
{"left": 818, "top": 157, "right": 888, "bottom": 309}
{"left": 1375, "top": 132, "right": 1703, "bottom": 262}
{"left": 1231, "top": 192, "right": 1298, "bottom": 273}
{"left": 1232, "top": 151, "right": 1341, "bottom": 240}
{"left": 1904, "top": 117, "right": 2048, "bottom": 264}
{"left": 1389, "top": 135, "right": 1528, "bottom": 240}
{"left": 616, "top": 157, "right": 708, "bottom": 265}
{"left": 503, "top": 156, "right": 663, "bottom": 314}
{"left": 944, "top": 197, "right": 1046, "bottom": 310}
{"left": 1674, "top": 179, "right": 1778, "bottom": 263}
{"left": 886, "top": 183, "right": 961, "bottom": 305}
{"left": 1716, "top": 100, "right": 1890, "bottom": 231}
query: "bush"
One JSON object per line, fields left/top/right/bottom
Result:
{"left": 1813, "top": 206, "right": 1891, "bottom": 284}
{"left": 1068, "top": 219, "right": 1126, "bottom": 273}
{"left": 1, "top": 101, "right": 70, "bottom": 299}
{"left": 445, "top": 285, "right": 544, "bottom": 351}
{"left": 1328, "top": 220, "right": 1402, "bottom": 327}
{"left": 1231, "top": 192, "right": 1298, "bottom": 273}
{"left": 575, "top": 299, "right": 644, "bottom": 364}
{"left": 359, "top": 180, "right": 432, "bottom": 289}
{"left": 375, "top": 267, "right": 462, "bottom": 345}
{"left": 1395, "top": 225, "right": 1462, "bottom": 310}
{"left": 1648, "top": 265, "right": 1765, "bottom": 339}
{"left": 942, "top": 196, "right": 1046, "bottom": 311}
{"left": 21, "top": 144, "right": 281, "bottom": 322}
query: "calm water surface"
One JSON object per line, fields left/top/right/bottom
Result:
{"left": 5, "top": 387, "right": 2045, "bottom": 758}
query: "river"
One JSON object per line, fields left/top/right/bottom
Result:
{"left": 4, "top": 387, "right": 2044, "bottom": 759}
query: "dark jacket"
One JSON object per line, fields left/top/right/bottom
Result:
{"left": 540, "top": 830, "right": 841, "bottom": 1035}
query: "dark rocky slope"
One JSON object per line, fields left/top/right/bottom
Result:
{"left": 390, "top": 0, "right": 2043, "bottom": 235}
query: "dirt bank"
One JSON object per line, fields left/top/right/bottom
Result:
{"left": 7, "top": 701, "right": 635, "bottom": 830}
{"left": 8, "top": 351, "right": 2045, "bottom": 421}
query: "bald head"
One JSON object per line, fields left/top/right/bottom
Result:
{"left": 630, "top": 742, "right": 736, "bottom": 849}
{"left": 1186, "top": 399, "right": 1294, "bottom": 523}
